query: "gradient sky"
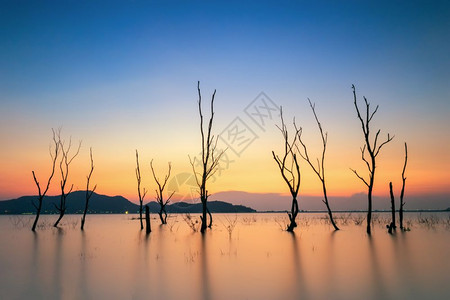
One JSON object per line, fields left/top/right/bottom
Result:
{"left": 1, "top": 1, "right": 449, "bottom": 206}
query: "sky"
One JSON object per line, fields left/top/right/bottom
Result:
{"left": 1, "top": 0, "right": 449, "bottom": 209}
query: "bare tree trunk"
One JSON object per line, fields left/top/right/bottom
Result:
{"left": 163, "top": 207, "right": 168, "bottom": 224}
{"left": 81, "top": 148, "right": 96, "bottom": 230}
{"left": 388, "top": 181, "right": 396, "bottom": 233}
{"left": 31, "top": 129, "right": 60, "bottom": 231}
{"left": 157, "top": 205, "right": 169, "bottom": 225}
{"left": 54, "top": 211, "right": 65, "bottom": 228}
{"left": 158, "top": 210, "right": 165, "bottom": 225}
{"left": 367, "top": 168, "right": 375, "bottom": 235}
{"left": 31, "top": 193, "right": 44, "bottom": 232}
{"left": 286, "top": 198, "right": 299, "bottom": 232}
{"left": 399, "top": 143, "right": 408, "bottom": 230}
{"left": 351, "top": 85, "right": 393, "bottom": 235}
{"left": 200, "top": 189, "right": 208, "bottom": 233}
{"left": 145, "top": 205, "right": 151, "bottom": 234}
{"left": 322, "top": 184, "right": 339, "bottom": 230}
{"left": 207, "top": 207, "right": 213, "bottom": 228}
{"left": 135, "top": 150, "right": 147, "bottom": 230}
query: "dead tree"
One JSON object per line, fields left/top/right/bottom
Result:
{"left": 135, "top": 150, "right": 147, "bottom": 230}
{"left": 350, "top": 85, "right": 394, "bottom": 234}
{"left": 297, "top": 99, "right": 339, "bottom": 231}
{"left": 272, "top": 107, "right": 301, "bottom": 232}
{"left": 31, "top": 129, "right": 60, "bottom": 231}
{"left": 81, "top": 147, "right": 97, "bottom": 230}
{"left": 388, "top": 182, "right": 396, "bottom": 233}
{"left": 399, "top": 143, "right": 408, "bottom": 230}
{"left": 150, "top": 159, "right": 175, "bottom": 224}
{"left": 54, "top": 135, "right": 81, "bottom": 227}
{"left": 145, "top": 205, "right": 151, "bottom": 234}
{"left": 189, "top": 81, "right": 225, "bottom": 233}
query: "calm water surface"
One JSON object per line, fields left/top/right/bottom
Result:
{"left": 0, "top": 213, "right": 449, "bottom": 300}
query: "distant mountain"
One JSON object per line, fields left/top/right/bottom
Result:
{"left": 167, "top": 201, "right": 255, "bottom": 213}
{"left": 0, "top": 191, "right": 256, "bottom": 214}
{"left": 0, "top": 191, "right": 140, "bottom": 214}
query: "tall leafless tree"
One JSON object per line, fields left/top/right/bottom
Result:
{"left": 189, "top": 81, "right": 225, "bottom": 233}
{"left": 135, "top": 150, "right": 147, "bottom": 230}
{"left": 272, "top": 107, "right": 301, "bottom": 232}
{"left": 81, "top": 147, "right": 97, "bottom": 230}
{"left": 31, "top": 129, "right": 60, "bottom": 231}
{"left": 150, "top": 159, "right": 175, "bottom": 225}
{"left": 399, "top": 142, "right": 408, "bottom": 230}
{"left": 297, "top": 99, "right": 339, "bottom": 231}
{"left": 54, "top": 134, "right": 81, "bottom": 227}
{"left": 350, "top": 85, "right": 394, "bottom": 234}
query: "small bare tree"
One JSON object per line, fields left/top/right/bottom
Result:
{"left": 150, "top": 159, "right": 175, "bottom": 225}
{"left": 81, "top": 148, "right": 97, "bottom": 230}
{"left": 399, "top": 142, "right": 408, "bottom": 230}
{"left": 31, "top": 129, "right": 60, "bottom": 231}
{"left": 189, "top": 81, "right": 225, "bottom": 233}
{"left": 297, "top": 99, "right": 339, "bottom": 230}
{"left": 350, "top": 85, "right": 394, "bottom": 234}
{"left": 145, "top": 205, "right": 151, "bottom": 234}
{"left": 54, "top": 134, "right": 81, "bottom": 227}
{"left": 388, "top": 181, "right": 396, "bottom": 233}
{"left": 272, "top": 107, "right": 301, "bottom": 232}
{"left": 135, "top": 150, "right": 147, "bottom": 230}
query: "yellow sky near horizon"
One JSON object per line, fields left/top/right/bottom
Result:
{"left": 1, "top": 118, "right": 448, "bottom": 203}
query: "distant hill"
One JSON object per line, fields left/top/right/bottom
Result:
{"left": 167, "top": 201, "right": 255, "bottom": 213}
{"left": 0, "top": 191, "right": 256, "bottom": 214}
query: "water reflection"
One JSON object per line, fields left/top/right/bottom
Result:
{"left": 289, "top": 232, "right": 309, "bottom": 300}
{"left": 79, "top": 230, "right": 89, "bottom": 300}
{"left": 200, "top": 233, "right": 211, "bottom": 300}
{"left": 0, "top": 214, "right": 449, "bottom": 300}
{"left": 367, "top": 235, "right": 388, "bottom": 300}
{"left": 53, "top": 227, "right": 64, "bottom": 299}
{"left": 23, "top": 232, "right": 41, "bottom": 299}
{"left": 323, "top": 229, "right": 338, "bottom": 299}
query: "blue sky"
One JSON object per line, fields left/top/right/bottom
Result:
{"left": 2, "top": 0, "right": 448, "bottom": 99}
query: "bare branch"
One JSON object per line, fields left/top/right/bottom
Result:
{"left": 352, "top": 85, "right": 367, "bottom": 136}
{"left": 350, "top": 168, "right": 369, "bottom": 187}
{"left": 360, "top": 145, "right": 371, "bottom": 173}
{"left": 374, "top": 133, "right": 394, "bottom": 157}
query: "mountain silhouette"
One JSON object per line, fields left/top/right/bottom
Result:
{"left": 0, "top": 191, "right": 256, "bottom": 214}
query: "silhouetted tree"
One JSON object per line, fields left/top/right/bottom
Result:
{"left": 272, "top": 107, "right": 301, "bottom": 232}
{"left": 189, "top": 81, "right": 224, "bottom": 233}
{"left": 399, "top": 142, "right": 408, "bottom": 230}
{"left": 31, "top": 129, "right": 60, "bottom": 231}
{"left": 81, "top": 147, "right": 97, "bottom": 230}
{"left": 297, "top": 99, "right": 339, "bottom": 231}
{"left": 135, "top": 150, "right": 147, "bottom": 230}
{"left": 54, "top": 134, "right": 81, "bottom": 227}
{"left": 350, "top": 85, "right": 394, "bottom": 234}
{"left": 388, "top": 181, "right": 396, "bottom": 233}
{"left": 150, "top": 159, "right": 175, "bottom": 224}
{"left": 145, "top": 205, "right": 151, "bottom": 234}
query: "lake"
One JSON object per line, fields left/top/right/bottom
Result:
{"left": 0, "top": 212, "right": 449, "bottom": 300}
